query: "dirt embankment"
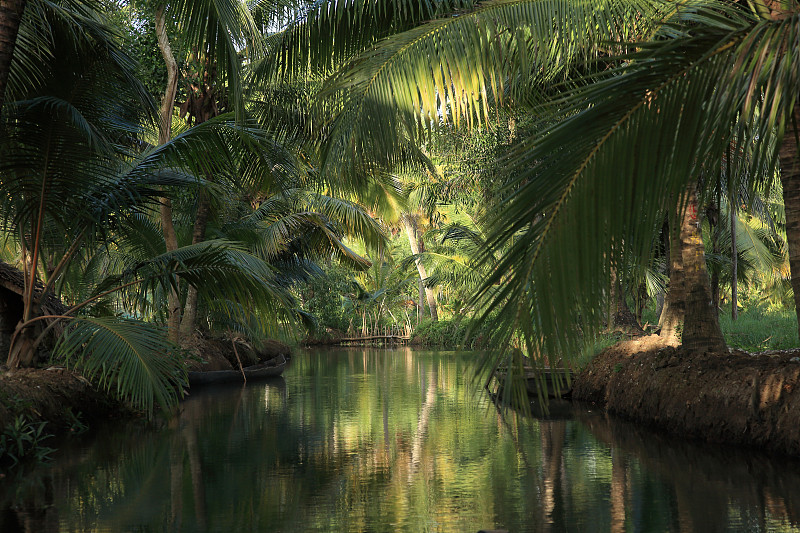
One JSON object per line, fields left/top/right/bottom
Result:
{"left": 573, "top": 335, "right": 800, "bottom": 456}
{"left": 0, "top": 367, "right": 124, "bottom": 432}
{"left": 0, "top": 337, "right": 292, "bottom": 433}
{"left": 185, "top": 335, "right": 292, "bottom": 370}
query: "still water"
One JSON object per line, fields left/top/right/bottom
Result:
{"left": 3, "top": 347, "right": 800, "bottom": 532}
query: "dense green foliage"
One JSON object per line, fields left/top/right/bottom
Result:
{"left": 0, "top": 0, "right": 799, "bottom": 419}
{"left": 720, "top": 306, "right": 800, "bottom": 351}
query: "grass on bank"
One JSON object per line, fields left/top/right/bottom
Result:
{"left": 583, "top": 304, "right": 799, "bottom": 364}
{"left": 409, "top": 304, "right": 800, "bottom": 370}
{"left": 719, "top": 305, "right": 800, "bottom": 352}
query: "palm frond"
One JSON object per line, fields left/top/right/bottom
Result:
{"left": 55, "top": 316, "right": 186, "bottom": 415}
{"left": 471, "top": 8, "right": 800, "bottom": 377}
{"left": 251, "top": 0, "right": 477, "bottom": 83}
{"left": 317, "top": 0, "right": 726, "bottom": 180}
{"left": 304, "top": 192, "right": 387, "bottom": 252}
{"left": 471, "top": 10, "right": 763, "bottom": 366}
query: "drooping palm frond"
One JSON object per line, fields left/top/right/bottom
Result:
{"left": 0, "top": 8, "right": 164, "bottom": 247}
{"left": 55, "top": 316, "right": 186, "bottom": 415}
{"left": 471, "top": 7, "right": 800, "bottom": 373}
{"left": 252, "top": 0, "right": 478, "bottom": 83}
{"left": 100, "top": 239, "right": 292, "bottom": 310}
{"left": 316, "top": 0, "right": 728, "bottom": 181}
{"left": 304, "top": 192, "right": 387, "bottom": 251}
{"left": 6, "top": 0, "right": 155, "bottom": 117}
{"left": 218, "top": 186, "right": 383, "bottom": 270}
{"left": 202, "top": 296, "right": 300, "bottom": 339}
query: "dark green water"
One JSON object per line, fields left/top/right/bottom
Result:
{"left": 3, "top": 347, "right": 800, "bottom": 532}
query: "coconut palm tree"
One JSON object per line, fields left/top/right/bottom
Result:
{"left": 142, "top": 0, "right": 264, "bottom": 342}
{"left": 470, "top": 1, "right": 800, "bottom": 358}
{"left": 294, "top": 0, "right": 800, "bottom": 362}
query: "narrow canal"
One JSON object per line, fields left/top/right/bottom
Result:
{"left": 2, "top": 347, "right": 800, "bottom": 532}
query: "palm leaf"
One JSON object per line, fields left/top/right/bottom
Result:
{"left": 472, "top": 7, "right": 800, "bottom": 376}
{"left": 316, "top": 0, "right": 723, "bottom": 181}
{"left": 55, "top": 316, "right": 186, "bottom": 415}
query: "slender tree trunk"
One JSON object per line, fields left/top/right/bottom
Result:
{"left": 155, "top": 6, "right": 182, "bottom": 343}
{"left": 730, "top": 196, "right": 738, "bottom": 321}
{"left": 6, "top": 324, "right": 36, "bottom": 368}
{"left": 609, "top": 267, "right": 643, "bottom": 335}
{"left": 780, "top": 103, "right": 800, "bottom": 339}
{"left": 660, "top": 210, "right": 685, "bottom": 339}
{"left": 176, "top": 52, "right": 219, "bottom": 341}
{"left": 710, "top": 198, "right": 720, "bottom": 315}
{"left": 679, "top": 186, "right": 727, "bottom": 353}
{"left": 179, "top": 186, "right": 211, "bottom": 339}
{"left": 417, "top": 279, "right": 425, "bottom": 322}
{"left": 0, "top": 0, "right": 25, "bottom": 109}
{"left": 402, "top": 215, "right": 438, "bottom": 322}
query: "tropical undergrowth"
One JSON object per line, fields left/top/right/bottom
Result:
{"left": 410, "top": 317, "right": 493, "bottom": 349}
{"left": 719, "top": 305, "right": 800, "bottom": 352}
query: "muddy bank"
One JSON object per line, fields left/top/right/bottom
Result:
{"left": 0, "top": 336, "right": 292, "bottom": 435}
{"left": 573, "top": 335, "right": 800, "bottom": 456}
{"left": 0, "top": 367, "right": 125, "bottom": 432}
{"left": 185, "top": 335, "right": 292, "bottom": 371}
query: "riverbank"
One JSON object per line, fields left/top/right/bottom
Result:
{"left": 0, "top": 335, "right": 292, "bottom": 468}
{"left": 0, "top": 366, "right": 128, "bottom": 467}
{"left": 572, "top": 335, "right": 800, "bottom": 456}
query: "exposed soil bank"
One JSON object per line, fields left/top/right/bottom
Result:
{"left": 0, "top": 336, "right": 292, "bottom": 435}
{"left": 573, "top": 335, "right": 800, "bottom": 456}
{"left": 185, "top": 335, "right": 292, "bottom": 371}
{"left": 0, "top": 367, "right": 125, "bottom": 432}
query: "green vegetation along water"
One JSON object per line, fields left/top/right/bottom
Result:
{"left": 2, "top": 348, "right": 800, "bottom": 532}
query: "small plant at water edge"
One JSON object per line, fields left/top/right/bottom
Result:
{"left": 0, "top": 415, "right": 55, "bottom": 468}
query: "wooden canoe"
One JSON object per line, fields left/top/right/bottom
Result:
{"left": 188, "top": 358, "right": 286, "bottom": 387}
{"left": 494, "top": 367, "right": 573, "bottom": 399}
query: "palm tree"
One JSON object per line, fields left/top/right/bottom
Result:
{"left": 473, "top": 1, "right": 799, "bottom": 357}
{"left": 401, "top": 212, "right": 439, "bottom": 321}
{"left": 145, "top": 0, "right": 262, "bottom": 342}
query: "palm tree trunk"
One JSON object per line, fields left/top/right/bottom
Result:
{"left": 6, "top": 325, "right": 35, "bottom": 368}
{"left": 679, "top": 186, "right": 727, "bottom": 353}
{"left": 781, "top": 103, "right": 800, "bottom": 338}
{"left": 179, "top": 188, "right": 211, "bottom": 340}
{"left": 609, "top": 267, "right": 643, "bottom": 335}
{"left": 730, "top": 196, "right": 738, "bottom": 321}
{"left": 0, "top": 0, "right": 25, "bottom": 109}
{"left": 417, "top": 279, "right": 425, "bottom": 322}
{"left": 155, "top": 5, "right": 182, "bottom": 343}
{"left": 659, "top": 211, "right": 684, "bottom": 339}
{"left": 402, "top": 216, "right": 438, "bottom": 322}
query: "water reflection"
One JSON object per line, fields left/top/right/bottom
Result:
{"left": 577, "top": 410, "right": 800, "bottom": 532}
{"left": 1, "top": 348, "right": 800, "bottom": 532}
